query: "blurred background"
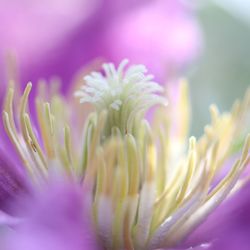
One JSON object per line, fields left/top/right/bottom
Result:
{"left": 189, "top": 0, "right": 250, "bottom": 136}
{"left": 0, "top": 0, "right": 249, "bottom": 136}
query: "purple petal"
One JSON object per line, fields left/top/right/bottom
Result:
{"left": 103, "top": 0, "right": 202, "bottom": 81}
{"left": 0, "top": 148, "right": 28, "bottom": 213}
{"left": 0, "top": 0, "right": 201, "bottom": 91}
{"left": 183, "top": 180, "right": 250, "bottom": 250}
{"left": 1, "top": 179, "right": 101, "bottom": 250}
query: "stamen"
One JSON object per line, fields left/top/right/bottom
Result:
{"left": 4, "top": 88, "right": 16, "bottom": 136}
{"left": 63, "top": 124, "right": 74, "bottom": 173}
{"left": 2, "top": 111, "right": 34, "bottom": 176}
{"left": 23, "top": 114, "right": 47, "bottom": 172}
{"left": 2, "top": 62, "right": 249, "bottom": 250}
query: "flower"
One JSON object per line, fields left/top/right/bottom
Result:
{"left": 0, "top": 60, "right": 250, "bottom": 249}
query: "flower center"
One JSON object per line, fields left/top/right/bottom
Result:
{"left": 75, "top": 59, "right": 167, "bottom": 138}
{"left": 2, "top": 60, "right": 249, "bottom": 250}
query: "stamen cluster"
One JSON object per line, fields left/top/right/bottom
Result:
{"left": 2, "top": 61, "right": 250, "bottom": 250}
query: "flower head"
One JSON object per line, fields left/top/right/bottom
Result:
{"left": 1, "top": 60, "right": 250, "bottom": 249}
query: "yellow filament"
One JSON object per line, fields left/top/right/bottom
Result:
{"left": 23, "top": 114, "right": 47, "bottom": 171}
{"left": 83, "top": 111, "right": 107, "bottom": 184}
{"left": 94, "top": 148, "right": 107, "bottom": 199}
{"left": 64, "top": 125, "right": 74, "bottom": 171}
{"left": 146, "top": 144, "right": 156, "bottom": 183}
{"left": 103, "top": 140, "right": 118, "bottom": 195}
{"left": 44, "top": 103, "right": 56, "bottom": 159}
{"left": 2, "top": 112, "right": 34, "bottom": 176}
{"left": 4, "top": 88, "right": 17, "bottom": 137}
{"left": 156, "top": 126, "right": 169, "bottom": 195}
{"left": 207, "top": 160, "right": 241, "bottom": 202}
{"left": 125, "top": 134, "right": 140, "bottom": 195}
{"left": 176, "top": 137, "right": 197, "bottom": 205}
{"left": 20, "top": 83, "right": 32, "bottom": 141}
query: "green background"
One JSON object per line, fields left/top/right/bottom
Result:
{"left": 188, "top": 3, "right": 250, "bottom": 136}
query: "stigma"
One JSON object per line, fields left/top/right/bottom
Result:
{"left": 74, "top": 59, "right": 167, "bottom": 137}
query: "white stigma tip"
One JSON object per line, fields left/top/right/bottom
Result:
{"left": 75, "top": 59, "right": 167, "bottom": 114}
